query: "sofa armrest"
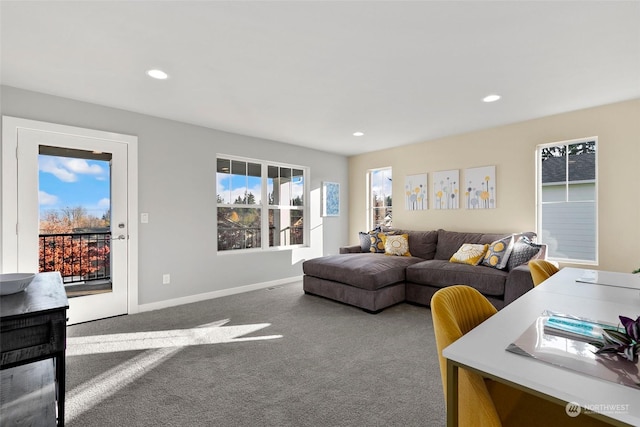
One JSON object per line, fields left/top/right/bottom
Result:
{"left": 530, "top": 244, "right": 548, "bottom": 260}
{"left": 503, "top": 244, "right": 548, "bottom": 306}
{"left": 340, "top": 245, "right": 363, "bottom": 254}
{"left": 503, "top": 264, "right": 535, "bottom": 306}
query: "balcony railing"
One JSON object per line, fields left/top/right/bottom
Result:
{"left": 39, "top": 232, "right": 111, "bottom": 284}
{"left": 217, "top": 226, "right": 303, "bottom": 250}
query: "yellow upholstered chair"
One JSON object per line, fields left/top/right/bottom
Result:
{"left": 529, "top": 259, "right": 560, "bottom": 286}
{"left": 431, "top": 285, "right": 502, "bottom": 426}
{"left": 431, "top": 285, "right": 608, "bottom": 427}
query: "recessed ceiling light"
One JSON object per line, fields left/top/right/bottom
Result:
{"left": 146, "top": 69, "right": 168, "bottom": 80}
{"left": 353, "top": 131, "right": 364, "bottom": 137}
{"left": 482, "top": 94, "right": 501, "bottom": 103}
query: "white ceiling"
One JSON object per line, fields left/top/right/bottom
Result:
{"left": 1, "top": 1, "right": 639, "bottom": 156}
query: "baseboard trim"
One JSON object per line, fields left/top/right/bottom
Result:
{"left": 136, "top": 276, "right": 303, "bottom": 313}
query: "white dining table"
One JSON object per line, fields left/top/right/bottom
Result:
{"left": 442, "top": 267, "right": 640, "bottom": 427}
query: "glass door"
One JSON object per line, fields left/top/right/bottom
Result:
{"left": 15, "top": 127, "right": 130, "bottom": 324}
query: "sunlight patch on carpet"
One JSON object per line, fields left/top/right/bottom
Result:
{"left": 67, "top": 319, "right": 283, "bottom": 356}
{"left": 65, "top": 319, "right": 282, "bottom": 423}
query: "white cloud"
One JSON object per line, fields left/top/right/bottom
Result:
{"left": 39, "top": 156, "right": 105, "bottom": 183}
{"left": 39, "top": 190, "right": 59, "bottom": 206}
{"left": 40, "top": 157, "right": 77, "bottom": 182}
{"left": 98, "top": 198, "right": 110, "bottom": 209}
{"left": 63, "top": 158, "right": 103, "bottom": 175}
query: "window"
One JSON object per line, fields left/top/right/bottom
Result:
{"left": 536, "top": 138, "right": 597, "bottom": 263}
{"left": 217, "top": 156, "right": 307, "bottom": 252}
{"left": 368, "top": 167, "right": 392, "bottom": 229}
{"left": 267, "top": 165, "right": 304, "bottom": 247}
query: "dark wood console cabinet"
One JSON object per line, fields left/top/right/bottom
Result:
{"left": 1, "top": 272, "right": 69, "bottom": 426}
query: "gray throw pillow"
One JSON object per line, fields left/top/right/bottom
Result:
{"left": 507, "top": 236, "right": 543, "bottom": 270}
{"left": 358, "top": 226, "right": 382, "bottom": 252}
{"left": 359, "top": 232, "right": 372, "bottom": 252}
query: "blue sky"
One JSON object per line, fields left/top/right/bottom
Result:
{"left": 217, "top": 173, "right": 262, "bottom": 204}
{"left": 217, "top": 173, "right": 304, "bottom": 205}
{"left": 38, "top": 155, "right": 110, "bottom": 217}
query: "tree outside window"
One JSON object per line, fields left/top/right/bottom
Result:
{"left": 369, "top": 167, "right": 392, "bottom": 229}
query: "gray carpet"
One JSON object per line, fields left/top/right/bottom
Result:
{"left": 65, "top": 281, "right": 445, "bottom": 426}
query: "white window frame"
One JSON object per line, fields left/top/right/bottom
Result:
{"left": 367, "top": 167, "right": 392, "bottom": 230}
{"left": 216, "top": 154, "right": 309, "bottom": 253}
{"left": 535, "top": 137, "right": 598, "bottom": 265}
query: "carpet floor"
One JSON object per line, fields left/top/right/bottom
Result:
{"left": 65, "top": 281, "right": 445, "bottom": 426}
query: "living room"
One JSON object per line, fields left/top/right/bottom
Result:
{"left": 1, "top": 1, "right": 640, "bottom": 426}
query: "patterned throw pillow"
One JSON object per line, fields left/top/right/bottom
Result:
{"left": 482, "top": 235, "right": 515, "bottom": 270}
{"left": 382, "top": 233, "right": 411, "bottom": 257}
{"left": 507, "top": 236, "right": 543, "bottom": 271}
{"left": 450, "top": 243, "right": 489, "bottom": 266}
{"left": 370, "top": 231, "right": 395, "bottom": 253}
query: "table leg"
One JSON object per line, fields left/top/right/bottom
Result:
{"left": 56, "top": 351, "right": 65, "bottom": 427}
{"left": 446, "top": 358, "right": 459, "bottom": 427}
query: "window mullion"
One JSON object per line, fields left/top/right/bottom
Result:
{"left": 261, "top": 163, "right": 268, "bottom": 249}
{"left": 564, "top": 145, "right": 569, "bottom": 202}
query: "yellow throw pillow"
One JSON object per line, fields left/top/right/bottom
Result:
{"left": 382, "top": 233, "right": 411, "bottom": 257}
{"left": 450, "top": 243, "right": 489, "bottom": 265}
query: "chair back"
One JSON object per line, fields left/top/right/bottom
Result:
{"left": 528, "top": 260, "right": 559, "bottom": 286}
{"left": 431, "top": 285, "right": 502, "bottom": 426}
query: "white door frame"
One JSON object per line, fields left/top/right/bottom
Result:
{"left": 1, "top": 116, "right": 139, "bottom": 316}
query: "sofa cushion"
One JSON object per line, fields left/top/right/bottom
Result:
{"left": 406, "top": 259, "right": 508, "bottom": 296}
{"left": 303, "top": 253, "right": 423, "bottom": 291}
{"left": 434, "top": 229, "right": 508, "bottom": 260}
{"left": 382, "top": 228, "right": 438, "bottom": 260}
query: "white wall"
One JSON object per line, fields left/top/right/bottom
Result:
{"left": 0, "top": 85, "right": 349, "bottom": 306}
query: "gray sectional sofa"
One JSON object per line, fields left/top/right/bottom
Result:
{"left": 302, "top": 228, "right": 545, "bottom": 313}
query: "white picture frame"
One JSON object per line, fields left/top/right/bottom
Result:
{"left": 322, "top": 181, "right": 340, "bottom": 216}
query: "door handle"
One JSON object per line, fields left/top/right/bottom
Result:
{"left": 111, "top": 234, "right": 127, "bottom": 241}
